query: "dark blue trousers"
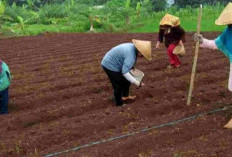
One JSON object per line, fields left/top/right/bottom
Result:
{"left": 0, "top": 88, "right": 9, "bottom": 114}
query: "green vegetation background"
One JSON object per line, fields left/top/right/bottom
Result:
{"left": 0, "top": 0, "right": 228, "bottom": 37}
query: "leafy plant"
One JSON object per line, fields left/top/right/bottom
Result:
{"left": 15, "top": 13, "right": 39, "bottom": 33}
{"left": 151, "top": 0, "right": 167, "bottom": 11}
{"left": 136, "top": 2, "right": 141, "bottom": 18}
{"left": 0, "top": 0, "right": 5, "bottom": 15}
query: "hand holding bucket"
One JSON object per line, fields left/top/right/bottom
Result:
{"left": 130, "top": 68, "right": 145, "bottom": 87}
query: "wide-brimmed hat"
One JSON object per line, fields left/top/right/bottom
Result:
{"left": 215, "top": 2, "right": 232, "bottom": 25}
{"left": 160, "top": 14, "right": 180, "bottom": 27}
{"left": 132, "top": 39, "right": 152, "bottom": 60}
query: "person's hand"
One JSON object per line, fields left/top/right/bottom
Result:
{"left": 156, "top": 41, "right": 160, "bottom": 49}
{"left": 194, "top": 33, "right": 203, "bottom": 43}
{"left": 140, "top": 82, "right": 145, "bottom": 87}
{"left": 138, "top": 82, "right": 145, "bottom": 88}
{"left": 179, "top": 40, "right": 183, "bottom": 45}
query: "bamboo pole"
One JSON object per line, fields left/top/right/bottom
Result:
{"left": 187, "top": 5, "right": 203, "bottom": 106}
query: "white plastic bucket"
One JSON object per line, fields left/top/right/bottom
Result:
{"left": 130, "top": 68, "right": 144, "bottom": 82}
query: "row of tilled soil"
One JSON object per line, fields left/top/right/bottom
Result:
{"left": 0, "top": 32, "right": 232, "bottom": 157}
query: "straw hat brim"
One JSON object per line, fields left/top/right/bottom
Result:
{"left": 224, "top": 118, "right": 232, "bottom": 129}
{"left": 132, "top": 39, "right": 152, "bottom": 60}
{"left": 215, "top": 2, "right": 232, "bottom": 25}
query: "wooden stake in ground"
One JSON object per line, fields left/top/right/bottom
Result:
{"left": 187, "top": 5, "right": 203, "bottom": 106}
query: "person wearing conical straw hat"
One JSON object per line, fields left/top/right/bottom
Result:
{"left": 101, "top": 39, "right": 152, "bottom": 106}
{"left": 194, "top": 2, "right": 232, "bottom": 129}
{"left": 156, "top": 14, "right": 186, "bottom": 68}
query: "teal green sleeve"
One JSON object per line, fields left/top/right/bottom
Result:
{"left": 215, "top": 37, "right": 232, "bottom": 62}
{"left": 0, "top": 62, "right": 11, "bottom": 91}
{"left": 215, "top": 28, "right": 232, "bottom": 63}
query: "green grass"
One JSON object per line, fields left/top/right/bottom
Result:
{"left": 0, "top": 4, "right": 227, "bottom": 36}
{"left": 1, "top": 23, "right": 87, "bottom": 36}
{"left": 24, "top": 24, "right": 86, "bottom": 35}
{"left": 130, "top": 18, "right": 159, "bottom": 33}
{"left": 130, "top": 16, "right": 226, "bottom": 33}
{"left": 130, "top": 5, "right": 226, "bottom": 33}
{"left": 129, "top": 17, "right": 226, "bottom": 33}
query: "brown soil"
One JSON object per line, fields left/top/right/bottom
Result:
{"left": 0, "top": 32, "right": 232, "bottom": 157}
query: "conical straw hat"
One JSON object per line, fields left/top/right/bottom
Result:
{"left": 132, "top": 39, "right": 152, "bottom": 60}
{"left": 215, "top": 2, "right": 232, "bottom": 25}
{"left": 160, "top": 14, "right": 180, "bottom": 27}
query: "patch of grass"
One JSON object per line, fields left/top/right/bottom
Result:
{"left": 1, "top": 23, "right": 87, "bottom": 36}
{"left": 130, "top": 5, "right": 226, "bottom": 33}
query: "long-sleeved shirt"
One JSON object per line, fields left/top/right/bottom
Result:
{"left": 158, "top": 25, "right": 185, "bottom": 47}
{"left": 200, "top": 38, "right": 217, "bottom": 49}
{"left": 101, "top": 43, "right": 137, "bottom": 74}
{"left": 0, "top": 62, "right": 11, "bottom": 91}
{"left": 101, "top": 43, "right": 140, "bottom": 86}
{"left": 201, "top": 26, "right": 232, "bottom": 62}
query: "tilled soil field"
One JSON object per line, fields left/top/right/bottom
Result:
{"left": 0, "top": 32, "right": 232, "bottom": 157}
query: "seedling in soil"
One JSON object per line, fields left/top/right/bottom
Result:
{"left": 73, "top": 142, "right": 81, "bottom": 147}
{"left": 93, "top": 88, "right": 103, "bottom": 94}
{"left": 29, "top": 148, "right": 40, "bottom": 157}
{"left": 166, "top": 139, "right": 175, "bottom": 147}
{"left": 0, "top": 142, "right": 6, "bottom": 153}
{"left": 23, "top": 120, "right": 39, "bottom": 128}
{"left": 138, "top": 150, "right": 153, "bottom": 157}
{"left": 219, "top": 139, "right": 227, "bottom": 150}
{"left": 14, "top": 140, "right": 24, "bottom": 154}
{"left": 119, "top": 111, "right": 131, "bottom": 118}
{"left": 173, "top": 150, "right": 198, "bottom": 157}
{"left": 50, "top": 121, "right": 59, "bottom": 127}
{"left": 107, "top": 129, "right": 114, "bottom": 136}
{"left": 199, "top": 135, "right": 208, "bottom": 142}
{"left": 62, "top": 129, "right": 69, "bottom": 136}
{"left": 219, "top": 91, "right": 227, "bottom": 98}
{"left": 122, "top": 124, "right": 129, "bottom": 134}
{"left": 148, "top": 129, "right": 159, "bottom": 136}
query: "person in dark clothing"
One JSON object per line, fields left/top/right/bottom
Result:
{"left": 156, "top": 14, "right": 185, "bottom": 68}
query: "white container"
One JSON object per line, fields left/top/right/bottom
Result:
{"left": 130, "top": 68, "right": 144, "bottom": 83}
